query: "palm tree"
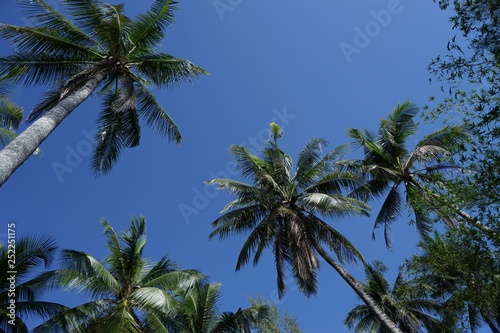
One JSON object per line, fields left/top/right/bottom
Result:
{"left": 0, "top": 0, "right": 207, "bottom": 186}
{"left": 0, "top": 233, "right": 64, "bottom": 332}
{"left": 32, "top": 216, "right": 202, "bottom": 333}
{"left": 169, "top": 281, "right": 270, "bottom": 333}
{"left": 344, "top": 259, "right": 451, "bottom": 333}
{"left": 347, "top": 100, "right": 474, "bottom": 247}
{"left": 208, "top": 123, "right": 403, "bottom": 333}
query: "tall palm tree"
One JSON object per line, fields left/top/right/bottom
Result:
{"left": 207, "top": 123, "right": 403, "bottom": 333}
{"left": 169, "top": 281, "right": 270, "bottom": 333}
{"left": 344, "top": 259, "right": 451, "bottom": 333}
{"left": 0, "top": 233, "right": 64, "bottom": 332}
{"left": 0, "top": 0, "right": 207, "bottom": 186}
{"left": 347, "top": 100, "right": 474, "bottom": 247}
{"left": 32, "top": 216, "right": 202, "bottom": 333}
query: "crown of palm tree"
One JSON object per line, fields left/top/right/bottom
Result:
{"left": 0, "top": 0, "right": 207, "bottom": 175}
{"left": 344, "top": 259, "right": 451, "bottom": 333}
{"left": 347, "top": 101, "right": 469, "bottom": 247}
{"left": 208, "top": 123, "right": 370, "bottom": 298}
{"left": 32, "top": 216, "right": 203, "bottom": 333}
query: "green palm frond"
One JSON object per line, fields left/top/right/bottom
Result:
{"left": 417, "top": 125, "right": 470, "bottom": 150}
{"left": 381, "top": 101, "right": 419, "bottom": 146}
{"left": 135, "top": 82, "right": 181, "bottom": 143}
{"left": 372, "top": 184, "right": 403, "bottom": 247}
{"left": 0, "top": 96, "right": 23, "bottom": 147}
{"left": 0, "top": 24, "right": 100, "bottom": 59}
{"left": 210, "top": 205, "right": 267, "bottom": 240}
{"left": 92, "top": 90, "right": 136, "bottom": 175}
{"left": 18, "top": 0, "right": 99, "bottom": 47}
{"left": 58, "top": 250, "right": 120, "bottom": 298}
{"left": 105, "top": 300, "right": 141, "bottom": 333}
{"left": 133, "top": 52, "right": 207, "bottom": 86}
{"left": 0, "top": 52, "right": 88, "bottom": 87}
{"left": 235, "top": 212, "right": 277, "bottom": 269}
{"left": 0, "top": 234, "right": 57, "bottom": 283}
{"left": 128, "top": 0, "right": 177, "bottom": 49}
{"left": 32, "top": 299, "right": 113, "bottom": 333}
{"left": 309, "top": 215, "right": 365, "bottom": 265}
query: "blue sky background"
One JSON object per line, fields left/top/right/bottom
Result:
{"left": 0, "top": 0, "right": 484, "bottom": 331}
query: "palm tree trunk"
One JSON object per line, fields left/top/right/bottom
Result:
{"left": 0, "top": 73, "right": 106, "bottom": 187}
{"left": 311, "top": 241, "right": 403, "bottom": 333}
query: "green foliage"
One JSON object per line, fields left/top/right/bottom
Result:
{"left": 404, "top": 229, "right": 500, "bottom": 332}
{"left": 248, "top": 297, "right": 303, "bottom": 333}
{"left": 427, "top": 0, "right": 500, "bottom": 242}
{"left": 0, "top": 96, "right": 23, "bottom": 148}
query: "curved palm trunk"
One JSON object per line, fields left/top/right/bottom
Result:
{"left": 311, "top": 241, "right": 403, "bottom": 333}
{"left": 0, "top": 73, "right": 105, "bottom": 187}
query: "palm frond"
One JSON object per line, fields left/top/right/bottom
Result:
{"left": 300, "top": 192, "right": 370, "bottom": 218}
{"left": 373, "top": 184, "right": 403, "bottom": 248}
{"left": 309, "top": 215, "right": 365, "bottom": 265}
{"left": 210, "top": 205, "right": 267, "bottom": 240}
{"left": 135, "top": 82, "right": 181, "bottom": 143}
{"left": 128, "top": 0, "right": 177, "bottom": 49}
{"left": 92, "top": 91, "right": 127, "bottom": 175}
{"left": 18, "top": 0, "right": 100, "bottom": 49}
{"left": 130, "top": 287, "right": 178, "bottom": 314}
{"left": 381, "top": 100, "right": 419, "bottom": 146}
{"left": 32, "top": 299, "right": 113, "bottom": 333}
{"left": 0, "top": 52, "right": 88, "bottom": 87}
{"left": 0, "top": 96, "right": 23, "bottom": 147}
{"left": 132, "top": 52, "right": 207, "bottom": 86}
{"left": 58, "top": 250, "right": 120, "bottom": 298}
{"left": 235, "top": 212, "right": 277, "bottom": 269}
{"left": 0, "top": 24, "right": 101, "bottom": 59}
{"left": 416, "top": 125, "right": 470, "bottom": 151}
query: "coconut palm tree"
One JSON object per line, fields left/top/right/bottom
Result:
{"left": 208, "top": 123, "right": 403, "bottom": 333}
{"left": 0, "top": 0, "right": 207, "bottom": 186}
{"left": 168, "top": 281, "right": 270, "bottom": 333}
{"left": 0, "top": 233, "right": 64, "bottom": 332}
{"left": 32, "top": 216, "right": 202, "bottom": 333}
{"left": 347, "top": 100, "right": 474, "bottom": 247}
{"left": 344, "top": 259, "right": 451, "bottom": 333}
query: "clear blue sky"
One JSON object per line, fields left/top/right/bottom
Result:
{"left": 0, "top": 0, "right": 485, "bottom": 331}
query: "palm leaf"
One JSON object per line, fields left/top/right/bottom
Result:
{"left": 0, "top": 24, "right": 101, "bottom": 59}
{"left": 0, "top": 52, "right": 88, "bottom": 87}
{"left": 132, "top": 52, "right": 207, "bottom": 86}
{"left": 58, "top": 250, "right": 120, "bottom": 298}
{"left": 135, "top": 82, "right": 181, "bottom": 143}
{"left": 92, "top": 91, "right": 127, "bottom": 175}
{"left": 373, "top": 184, "right": 403, "bottom": 248}
{"left": 18, "top": 0, "right": 100, "bottom": 49}
{"left": 128, "top": 0, "right": 177, "bottom": 49}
